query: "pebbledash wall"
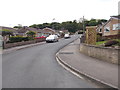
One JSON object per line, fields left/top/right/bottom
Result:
{"left": 4, "top": 38, "right": 45, "bottom": 49}
{"left": 80, "top": 43, "right": 119, "bottom": 64}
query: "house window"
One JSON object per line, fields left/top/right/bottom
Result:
{"left": 104, "top": 27, "right": 110, "bottom": 32}
{"left": 113, "top": 23, "right": 120, "bottom": 30}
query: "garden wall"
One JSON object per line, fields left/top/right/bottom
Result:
{"left": 80, "top": 43, "right": 119, "bottom": 64}
{"left": 4, "top": 38, "right": 45, "bottom": 49}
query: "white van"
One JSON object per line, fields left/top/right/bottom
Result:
{"left": 46, "top": 35, "right": 58, "bottom": 43}
{"left": 64, "top": 34, "right": 70, "bottom": 39}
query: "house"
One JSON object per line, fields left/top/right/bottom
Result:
{"left": 55, "top": 30, "right": 69, "bottom": 35}
{"left": 0, "top": 26, "right": 18, "bottom": 36}
{"left": 96, "top": 24, "right": 104, "bottom": 34}
{"left": 17, "top": 26, "right": 38, "bottom": 37}
{"left": 0, "top": 26, "right": 18, "bottom": 42}
{"left": 36, "top": 27, "right": 55, "bottom": 37}
{"left": 102, "top": 15, "right": 120, "bottom": 39}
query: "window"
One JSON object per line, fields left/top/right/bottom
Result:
{"left": 113, "top": 23, "right": 120, "bottom": 30}
{"left": 104, "top": 27, "right": 110, "bottom": 32}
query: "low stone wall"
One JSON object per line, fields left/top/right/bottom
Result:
{"left": 4, "top": 38, "right": 45, "bottom": 49}
{"left": 80, "top": 43, "right": 120, "bottom": 64}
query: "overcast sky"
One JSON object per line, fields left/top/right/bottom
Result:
{"left": 0, "top": 0, "right": 119, "bottom": 27}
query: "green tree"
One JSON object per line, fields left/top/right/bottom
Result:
{"left": 88, "top": 19, "right": 97, "bottom": 26}
{"left": 2, "top": 29, "right": 13, "bottom": 36}
{"left": 26, "top": 31, "right": 36, "bottom": 39}
{"left": 1, "top": 29, "right": 13, "bottom": 45}
{"left": 51, "top": 22, "right": 61, "bottom": 30}
{"left": 13, "top": 24, "right": 22, "bottom": 29}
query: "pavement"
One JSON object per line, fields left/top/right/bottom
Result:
{"left": 56, "top": 39, "right": 119, "bottom": 89}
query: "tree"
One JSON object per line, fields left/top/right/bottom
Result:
{"left": 2, "top": 29, "right": 13, "bottom": 36}
{"left": 14, "top": 24, "right": 22, "bottom": 29}
{"left": 50, "top": 22, "right": 61, "bottom": 30}
{"left": 97, "top": 19, "right": 107, "bottom": 25}
{"left": 1, "top": 29, "right": 13, "bottom": 45}
{"left": 88, "top": 19, "right": 97, "bottom": 26}
{"left": 61, "top": 20, "right": 79, "bottom": 33}
{"left": 29, "top": 24, "right": 39, "bottom": 29}
{"left": 26, "top": 31, "right": 36, "bottom": 39}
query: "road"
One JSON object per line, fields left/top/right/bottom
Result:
{"left": 3, "top": 35, "right": 99, "bottom": 88}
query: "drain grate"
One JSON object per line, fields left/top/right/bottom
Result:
{"left": 59, "top": 52, "right": 74, "bottom": 54}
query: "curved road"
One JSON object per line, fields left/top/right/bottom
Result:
{"left": 3, "top": 35, "right": 99, "bottom": 88}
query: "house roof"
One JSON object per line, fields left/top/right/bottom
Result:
{"left": 17, "top": 26, "right": 38, "bottom": 33}
{"left": 42, "top": 27, "right": 55, "bottom": 32}
{"left": 111, "top": 15, "right": 120, "bottom": 19}
{"left": 58, "top": 30, "right": 69, "bottom": 33}
{"left": 102, "top": 15, "right": 120, "bottom": 27}
{"left": 0, "top": 26, "right": 17, "bottom": 33}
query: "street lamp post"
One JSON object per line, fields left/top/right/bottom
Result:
{"left": 52, "top": 18, "right": 55, "bottom": 30}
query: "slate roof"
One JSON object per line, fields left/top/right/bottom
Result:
{"left": 17, "top": 26, "right": 38, "bottom": 33}
{"left": 0, "top": 26, "right": 17, "bottom": 33}
{"left": 111, "top": 15, "right": 120, "bottom": 19}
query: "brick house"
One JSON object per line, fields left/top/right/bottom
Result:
{"left": 17, "top": 26, "right": 38, "bottom": 37}
{"left": 102, "top": 15, "right": 120, "bottom": 39}
{"left": 36, "top": 27, "right": 55, "bottom": 37}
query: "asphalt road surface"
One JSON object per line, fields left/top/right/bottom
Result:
{"left": 3, "top": 35, "right": 99, "bottom": 88}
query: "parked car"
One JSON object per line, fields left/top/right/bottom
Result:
{"left": 46, "top": 35, "right": 59, "bottom": 43}
{"left": 64, "top": 34, "right": 70, "bottom": 39}
{"left": 35, "top": 36, "right": 46, "bottom": 39}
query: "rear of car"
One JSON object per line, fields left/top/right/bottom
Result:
{"left": 46, "top": 35, "right": 58, "bottom": 43}
{"left": 64, "top": 34, "right": 70, "bottom": 39}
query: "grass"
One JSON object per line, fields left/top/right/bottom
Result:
{"left": 96, "top": 41, "right": 106, "bottom": 45}
{"left": 96, "top": 39, "right": 120, "bottom": 46}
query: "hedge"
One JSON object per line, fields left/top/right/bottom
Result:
{"left": 8, "top": 36, "right": 30, "bottom": 43}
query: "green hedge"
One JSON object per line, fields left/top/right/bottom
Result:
{"left": 8, "top": 36, "right": 30, "bottom": 43}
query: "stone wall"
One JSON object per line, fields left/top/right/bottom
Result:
{"left": 80, "top": 43, "right": 119, "bottom": 64}
{"left": 4, "top": 38, "right": 45, "bottom": 49}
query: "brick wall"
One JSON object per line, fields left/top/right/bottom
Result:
{"left": 4, "top": 38, "right": 45, "bottom": 49}
{"left": 80, "top": 43, "right": 119, "bottom": 64}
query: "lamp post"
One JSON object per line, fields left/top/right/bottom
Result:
{"left": 52, "top": 18, "right": 55, "bottom": 30}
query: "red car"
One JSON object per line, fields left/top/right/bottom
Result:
{"left": 35, "top": 36, "right": 46, "bottom": 39}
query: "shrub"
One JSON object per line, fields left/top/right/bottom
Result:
{"left": 22, "top": 37, "right": 29, "bottom": 41}
{"left": 9, "top": 36, "right": 30, "bottom": 43}
{"left": 104, "top": 40, "right": 119, "bottom": 47}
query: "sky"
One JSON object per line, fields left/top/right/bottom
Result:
{"left": 0, "top": 0, "right": 119, "bottom": 27}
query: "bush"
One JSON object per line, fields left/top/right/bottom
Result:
{"left": 22, "top": 37, "right": 29, "bottom": 41}
{"left": 104, "top": 40, "right": 119, "bottom": 47}
{"left": 9, "top": 36, "right": 30, "bottom": 43}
